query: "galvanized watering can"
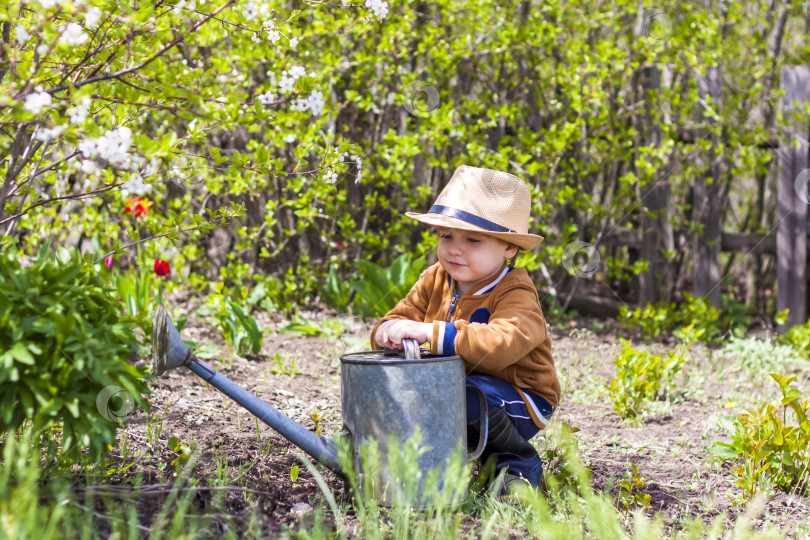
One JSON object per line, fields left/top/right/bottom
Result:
{"left": 151, "top": 305, "right": 488, "bottom": 506}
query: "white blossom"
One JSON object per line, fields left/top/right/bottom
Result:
{"left": 80, "top": 127, "right": 134, "bottom": 164}
{"left": 322, "top": 170, "right": 338, "bottom": 184}
{"left": 279, "top": 75, "right": 295, "bottom": 93}
{"left": 289, "top": 36, "right": 298, "bottom": 48}
{"left": 307, "top": 89, "right": 325, "bottom": 115}
{"left": 36, "top": 44, "right": 49, "bottom": 56}
{"left": 278, "top": 66, "right": 305, "bottom": 93}
{"left": 242, "top": 0, "right": 269, "bottom": 18}
{"left": 34, "top": 125, "right": 65, "bottom": 141}
{"left": 84, "top": 6, "right": 102, "bottom": 27}
{"left": 266, "top": 29, "right": 281, "bottom": 44}
{"left": 355, "top": 156, "right": 363, "bottom": 183}
{"left": 67, "top": 96, "right": 91, "bottom": 124}
{"left": 121, "top": 175, "right": 152, "bottom": 196}
{"left": 39, "top": 0, "right": 60, "bottom": 8}
{"left": 15, "top": 25, "right": 29, "bottom": 45}
{"left": 288, "top": 88, "right": 325, "bottom": 115}
{"left": 81, "top": 160, "right": 101, "bottom": 175}
{"left": 257, "top": 90, "right": 274, "bottom": 105}
{"left": 290, "top": 97, "right": 308, "bottom": 112}
{"left": 78, "top": 138, "right": 97, "bottom": 157}
{"left": 284, "top": 134, "right": 296, "bottom": 143}
{"left": 97, "top": 127, "right": 133, "bottom": 163}
{"left": 142, "top": 158, "right": 160, "bottom": 177}
{"left": 364, "top": 0, "right": 389, "bottom": 19}
{"left": 127, "top": 154, "right": 145, "bottom": 171}
{"left": 60, "top": 23, "right": 89, "bottom": 46}
{"left": 23, "top": 92, "right": 52, "bottom": 114}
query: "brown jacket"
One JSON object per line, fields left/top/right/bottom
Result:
{"left": 370, "top": 261, "right": 560, "bottom": 429}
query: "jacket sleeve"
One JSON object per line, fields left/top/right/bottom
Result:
{"left": 369, "top": 265, "right": 435, "bottom": 349}
{"left": 450, "top": 283, "right": 547, "bottom": 371}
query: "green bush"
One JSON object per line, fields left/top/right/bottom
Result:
{"left": 0, "top": 245, "right": 150, "bottom": 465}
{"left": 779, "top": 318, "right": 810, "bottom": 360}
{"left": 712, "top": 374, "right": 810, "bottom": 501}
{"left": 196, "top": 293, "right": 263, "bottom": 358}
{"left": 607, "top": 339, "right": 688, "bottom": 419}
{"left": 317, "top": 264, "right": 353, "bottom": 314}
{"left": 350, "top": 253, "right": 429, "bottom": 319}
{"left": 619, "top": 292, "right": 750, "bottom": 345}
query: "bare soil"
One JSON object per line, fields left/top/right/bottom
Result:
{"left": 101, "top": 307, "right": 810, "bottom": 538}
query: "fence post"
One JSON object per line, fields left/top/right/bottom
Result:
{"left": 692, "top": 67, "right": 723, "bottom": 308}
{"left": 777, "top": 65, "right": 810, "bottom": 331}
{"left": 634, "top": 8, "right": 674, "bottom": 306}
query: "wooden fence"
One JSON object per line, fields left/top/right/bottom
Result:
{"left": 574, "top": 66, "right": 810, "bottom": 331}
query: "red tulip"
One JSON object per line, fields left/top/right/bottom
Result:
{"left": 154, "top": 260, "right": 170, "bottom": 276}
{"left": 124, "top": 197, "right": 152, "bottom": 218}
{"left": 104, "top": 255, "right": 114, "bottom": 268}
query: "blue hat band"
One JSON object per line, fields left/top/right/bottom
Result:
{"left": 429, "top": 205, "right": 515, "bottom": 234}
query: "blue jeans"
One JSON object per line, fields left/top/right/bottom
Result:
{"left": 465, "top": 374, "right": 553, "bottom": 487}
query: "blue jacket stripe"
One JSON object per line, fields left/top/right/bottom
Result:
{"left": 443, "top": 322, "right": 457, "bottom": 355}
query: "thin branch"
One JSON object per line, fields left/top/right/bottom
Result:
{"left": 43, "top": 0, "right": 236, "bottom": 95}
{"left": 300, "top": 0, "right": 364, "bottom": 7}
{"left": 112, "top": 73, "right": 152, "bottom": 93}
{"left": 4, "top": 140, "right": 51, "bottom": 236}
{"left": 0, "top": 180, "right": 123, "bottom": 227}
{"left": 91, "top": 217, "right": 231, "bottom": 264}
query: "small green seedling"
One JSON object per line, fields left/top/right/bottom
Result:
{"left": 617, "top": 462, "right": 651, "bottom": 513}
{"left": 309, "top": 408, "right": 326, "bottom": 436}
{"left": 290, "top": 464, "right": 300, "bottom": 482}
{"left": 168, "top": 435, "right": 193, "bottom": 470}
{"left": 271, "top": 352, "right": 301, "bottom": 375}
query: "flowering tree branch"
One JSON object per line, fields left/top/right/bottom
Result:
{"left": 39, "top": 0, "right": 236, "bottom": 96}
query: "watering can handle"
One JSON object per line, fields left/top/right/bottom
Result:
{"left": 402, "top": 338, "right": 421, "bottom": 360}
{"left": 465, "top": 384, "right": 489, "bottom": 462}
{"left": 382, "top": 338, "right": 423, "bottom": 359}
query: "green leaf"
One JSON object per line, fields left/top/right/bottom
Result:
{"left": 4, "top": 342, "right": 35, "bottom": 365}
{"left": 168, "top": 435, "right": 180, "bottom": 452}
{"left": 290, "top": 464, "right": 299, "bottom": 482}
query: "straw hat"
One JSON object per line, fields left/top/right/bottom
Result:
{"left": 405, "top": 165, "right": 544, "bottom": 250}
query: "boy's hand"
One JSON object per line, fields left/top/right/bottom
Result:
{"left": 377, "top": 320, "right": 432, "bottom": 349}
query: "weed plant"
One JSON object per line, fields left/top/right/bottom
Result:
{"left": 607, "top": 339, "right": 688, "bottom": 419}
{"left": 713, "top": 374, "right": 810, "bottom": 501}
{"left": 720, "top": 335, "right": 801, "bottom": 377}
{"left": 287, "top": 428, "right": 784, "bottom": 539}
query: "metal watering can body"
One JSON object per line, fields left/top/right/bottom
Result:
{"left": 152, "top": 306, "right": 486, "bottom": 507}
{"left": 340, "top": 340, "right": 487, "bottom": 507}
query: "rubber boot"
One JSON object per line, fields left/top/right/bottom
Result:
{"left": 479, "top": 407, "right": 544, "bottom": 495}
{"left": 484, "top": 407, "right": 540, "bottom": 462}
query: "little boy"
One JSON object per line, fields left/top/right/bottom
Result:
{"left": 369, "top": 165, "right": 561, "bottom": 498}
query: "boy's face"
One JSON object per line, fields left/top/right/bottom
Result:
{"left": 435, "top": 227, "right": 518, "bottom": 294}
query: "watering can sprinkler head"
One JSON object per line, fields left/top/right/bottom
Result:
{"left": 152, "top": 304, "right": 193, "bottom": 376}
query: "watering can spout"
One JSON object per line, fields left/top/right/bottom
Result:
{"left": 152, "top": 305, "right": 343, "bottom": 475}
